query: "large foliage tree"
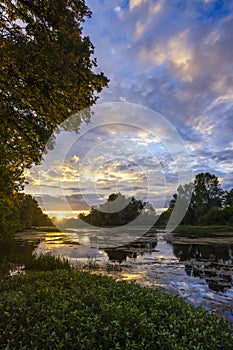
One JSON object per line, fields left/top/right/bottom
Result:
{"left": 157, "top": 173, "right": 228, "bottom": 227}
{"left": 0, "top": 193, "right": 52, "bottom": 240}
{"left": 19, "top": 194, "right": 53, "bottom": 229}
{"left": 192, "top": 173, "right": 224, "bottom": 216}
{"left": 0, "top": 0, "right": 108, "bottom": 234}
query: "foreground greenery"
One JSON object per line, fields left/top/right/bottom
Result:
{"left": 0, "top": 269, "right": 232, "bottom": 350}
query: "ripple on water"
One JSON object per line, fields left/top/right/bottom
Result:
{"left": 15, "top": 229, "right": 233, "bottom": 323}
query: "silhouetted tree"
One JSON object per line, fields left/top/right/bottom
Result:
{"left": 19, "top": 194, "right": 52, "bottom": 229}
{"left": 79, "top": 193, "right": 156, "bottom": 227}
{"left": 156, "top": 173, "right": 229, "bottom": 227}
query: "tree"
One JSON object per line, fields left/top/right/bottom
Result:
{"left": 19, "top": 194, "right": 53, "bottom": 229}
{"left": 156, "top": 173, "right": 226, "bottom": 227}
{"left": 0, "top": 193, "right": 53, "bottom": 240}
{"left": 0, "top": 0, "right": 108, "bottom": 234}
{"left": 192, "top": 173, "right": 224, "bottom": 220}
{"left": 175, "top": 184, "right": 195, "bottom": 225}
{"left": 1, "top": 0, "right": 108, "bottom": 185}
{"left": 156, "top": 193, "right": 177, "bottom": 226}
{"left": 0, "top": 194, "right": 22, "bottom": 240}
{"left": 78, "top": 193, "right": 156, "bottom": 227}
{"left": 225, "top": 188, "right": 233, "bottom": 207}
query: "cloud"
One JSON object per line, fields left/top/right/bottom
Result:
{"left": 26, "top": 122, "right": 180, "bottom": 212}
{"left": 72, "top": 155, "right": 80, "bottom": 163}
{"left": 139, "top": 29, "right": 194, "bottom": 82}
{"left": 129, "top": 0, "right": 146, "bottom": 11}
{"left": 114, "top": 6, "right": 124, "bottom": 19}
{"left": 25, "top": 0, "right": 233, "bottom": 212}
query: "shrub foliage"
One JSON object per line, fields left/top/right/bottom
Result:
{"left": 0, "top": 270, "right": 232, "bottom": 349}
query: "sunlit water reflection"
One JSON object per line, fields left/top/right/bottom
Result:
{"left": 15, "top": 228, "right": 233, "bottom": 323}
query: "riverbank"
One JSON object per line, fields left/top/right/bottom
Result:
{"left": 166, "top": 226, "right": 233, "bottom": 243}
{"left": 167, "top": 233, "right": 233, "bottom": 244}
{"left": 173, "top": 225, "right": 233, "bottom": 234}
{"left": 0, "top": 269, "right": 232, "bottom": 349}
{"left": 33, "top": 224, "right": 233, "bottom": 234}
{"left": 73, "top": 260, "right": 233, "bottom": 322}
{"left": 11, "top": 227, "right": 233, "bottom": 323}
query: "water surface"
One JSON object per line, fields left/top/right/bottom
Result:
{"left": 15, "top": 228, "right": 233, "bottom": 323}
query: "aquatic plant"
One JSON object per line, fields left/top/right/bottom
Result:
{"left": 24, "top": 253, "right": 71, "bottom": 271}
{"left": 0, "top": 270, "right": 232, "bottom": 349}
{"left": 83, "top": 256, "right": 99, "bottom": 271}
{"left": 105, "top": 262, "right": 122, "bottom": 272}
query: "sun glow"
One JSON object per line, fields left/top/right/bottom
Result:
{"left": 44, "top": 210, "right": 89, "bottom": 220}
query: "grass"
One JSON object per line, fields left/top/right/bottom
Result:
{"left": 24, "top": 253, "right": 71, "bottom": 271}
{"left": 105, "top": 262, "right": 122, "bottom": 272}
{"left": 83, "top": 257, "right": 100, "bottom": 271}
{"left": 0, "top": 252, "right": 71, "bottom": 274}
{"left": 0, "top": 268, "right": 232, "bottom": 349}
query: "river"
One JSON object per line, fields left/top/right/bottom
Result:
{"left": 15, "top": 228, "right": 233, "bottom": 323}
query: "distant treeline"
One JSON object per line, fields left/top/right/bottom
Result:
{"left": 157, "top": 172, "right": 233, "bottom": 226}
{"left": 0, "top": 193, "right": 53, "bottom": 240}
{"left": 78, "top": 193, "right": 157, "bottom": 227}
{"left": 61, "top": 172, "right": 233, "bottom": 229}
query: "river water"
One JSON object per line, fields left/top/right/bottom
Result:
{"left": 15, "top": 228, "right": 233, "bottom": 323}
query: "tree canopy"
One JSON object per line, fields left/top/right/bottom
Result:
{"left": 0, "top": 193, "right": 53, "bottom": 241}
{"left": 157, "top": 172, "right": 233, "bottom": 227}
{"left": 1, "top": 0, "right": 108, "bottom": 185}
{"left": 193, "top": 173, "right": 224, "bottom": 214}
{"left": 78, "top": 193, "right": 156, "bottom": 227}
{"left": 0, "top": 0, "right": 108, "bottom": 235}
{"left": 19, "top": 193, "right": 53, "bottom": 229}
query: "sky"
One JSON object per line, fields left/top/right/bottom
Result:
{"left": 25, "top": 0, "right": 233, "bottom": 218}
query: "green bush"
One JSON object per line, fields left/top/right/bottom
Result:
{"left": 0, "top": 270, "right": 232, "bottom": 349}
